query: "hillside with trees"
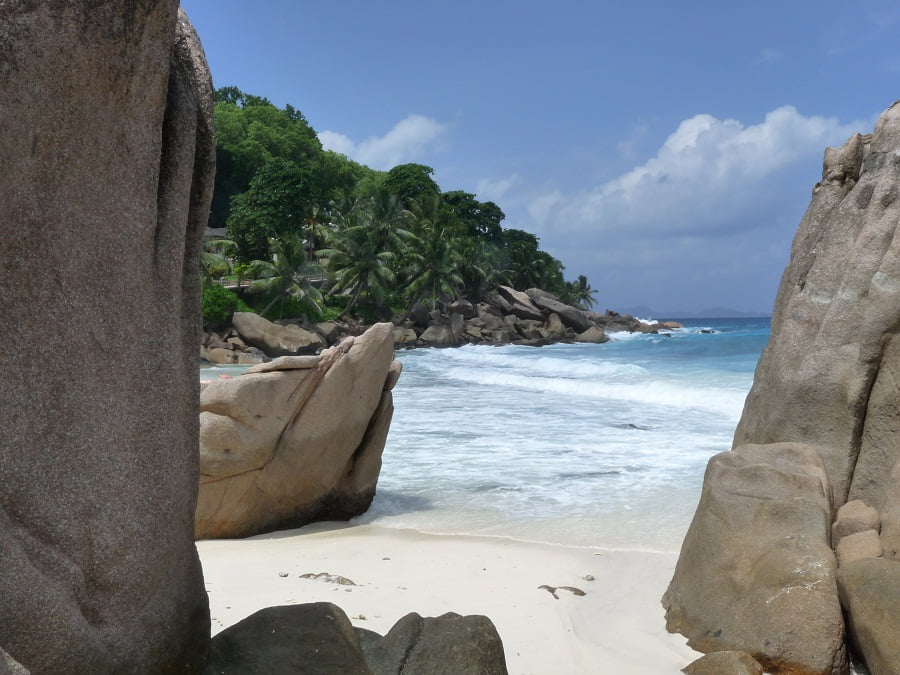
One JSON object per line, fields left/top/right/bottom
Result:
{"left": 202, "top": 87, "right": 597, "bottom": 327}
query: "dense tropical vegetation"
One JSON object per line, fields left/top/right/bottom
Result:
{"left": 203, "top": 87, "right": 597, "bottom": 326}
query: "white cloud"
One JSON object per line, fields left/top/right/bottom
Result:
{"left": 475, "top": 173, "right": 520, "bottom": 202}
{"left": 521, "top": 106, "right": 869, "bottom": 311}
{"left": 530, "top": 106, "right": 862, "bottom": 240}
{"left": 318, "top": 115, "right": 449, "bottom": 170}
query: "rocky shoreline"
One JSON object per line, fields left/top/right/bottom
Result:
{"left": 201, "top": 284, "right": 682, "bottom": 365}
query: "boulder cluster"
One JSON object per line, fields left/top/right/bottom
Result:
{"left": 397, "top": 286, "right": 677, "bottom": 348}
{"left": 664, "top": 103, "right": 900, "bottom": 674}
{"left": 206, "top": 604, "right": 508, "bottom": 675}
{"left": 201, "top": 285, "right": 681, "bottom": 366}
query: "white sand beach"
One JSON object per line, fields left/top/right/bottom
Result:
{"left": 197, "top": 523, "right": 698, "bottom": 674}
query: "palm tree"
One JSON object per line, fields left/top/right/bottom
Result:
{"left": 320, "top": 225, "right": 396, "bottom": 319}
{"left": 566, "top": 274, "right": 598, "bottom": 309}
{"left": 404, "top": 195, "right": 464, "bottom": 309}
{"left": 405, "top": 225, "right": 465, "bottom": 310}
{"left": 247, "top": 233, "right": 323, "bottom": 319}
{"left": 200, "top": 238, "right": 238, "bottom": 286}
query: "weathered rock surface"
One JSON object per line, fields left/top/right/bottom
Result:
{"left": 232, "top": 311, "right": 325, "bottom": 356}
{"left": 835, "top": 530, "right": 883, "bottom": 567}
{"left": 0, "top": 3, "right": 212, "bottom": 672}
{"left": 0, "top": 649, "right": 28, "bottom": 675}
{"left": 832, "top": 500, "right": 880, "bottom": 546}
{"left": 732, "top": 106, "right": 900, "bottom": 507}
{"left": 668, "top": 105, "right": 900, "bottom": 673}
{"left": 575, "top": 326, "right": 610, "bottom": 344}
{"left": 356, "top": 612, "right": 508, "bottom": 675}
{"left": 682, "top": 651, "right": 764, "bottom": 675}
{"left": 205, "top": 604, "right": 371, "bottom": 675}
{"left": 526, "top": 288, "right": 591, "bottom": 332}
{"left": 663, "top": 443, "right": 846, "bottom": 674}
{"left": 196, "top": 323, "right": 398, "bottom": 539}
{"left": 879, "top": 458, "right": 900, "bottom": 560}
{"left": 837, "top": 558, "right": 900, "bottom": 675}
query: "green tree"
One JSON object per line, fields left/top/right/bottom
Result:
{"left": 321, "top": 198, "right": 398, "bottom": 318}
{"left": 564, "top": 274, "right": 598, "bottom": 309}
{"left": 200, "top": 238, "right": 237, "bottom": 285}
{"left": 247, "top": 233, "right": 323, "bottom": 319}
{"left": 441, "top": 190, "right": 504, "bottom": 241}
{"left": 404, "top": 195, "right": 464, "bottom": 309}
{"left": 383, "top": 163, "right": 440, "bottom": 208}
{"left": 211, "top": 87, "right": 323, "bottom": 228}
{"left": 226, "top": 158, "right": 317, "bottom": 262}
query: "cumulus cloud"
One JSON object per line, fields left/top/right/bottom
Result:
{"left": 523, "top": 106, "right": 867, "bottom": 311}
{"left": 529, "top": 106, "right": 861, "bottom": 239}
{"left": 318, "top": 114, "right": 449, "bottom": 170}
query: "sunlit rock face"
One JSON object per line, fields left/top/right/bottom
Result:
{"left": 0, "top": 3, "right": 214, "bottom": 672}
{"left": 196, "top": 323, "right": 399, "bottom": 539}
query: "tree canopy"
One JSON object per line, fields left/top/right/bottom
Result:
{"left": 208, "top": 87, "right": 596, "bottom": 322}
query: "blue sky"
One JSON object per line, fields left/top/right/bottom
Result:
{"left": 182, "top": 0, "right": 899, "bottom": 314}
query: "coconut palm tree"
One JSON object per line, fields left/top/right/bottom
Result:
{"left": 247, "top": 233, "right": 323, "bottom": 319}
{"left": 403, "top": 194, "right": 464, "bottom": 309}
{"left": 566, "top": 274, "right": 598, "bottom": 309}
{"left": 405, "top": 224, "right": 465, "bottom": 310}
{"left": 200, "top": 238, "right": 238, "bottom": 286}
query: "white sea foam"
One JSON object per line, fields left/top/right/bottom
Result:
{"left": 358, "top": 319, "right": 769, "bottom": 551}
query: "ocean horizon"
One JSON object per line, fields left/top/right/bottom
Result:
{"left": 354, "top": 317, "right": 771, "bottom": 552}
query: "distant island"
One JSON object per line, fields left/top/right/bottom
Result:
{"left": 619, "top": 305, "right": 771, "bottom": 320}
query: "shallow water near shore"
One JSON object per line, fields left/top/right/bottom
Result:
{"left": 356, "top": 317, "right": 770, "bottom": 551}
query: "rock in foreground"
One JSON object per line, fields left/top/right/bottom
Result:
{"left": 667, "top": 102, "right": 900, "bottom": 673}
{"left": 196, "top": 323, "right": 399, "bottom": 539}
{"left": 662, "top": 443, "right": 846, "bottom": 674}
{"left": 205, "top": 604, "right": 508, "bottom": 675}
{"left": 357, "top": 611, "right": 509, "bottom": 675}
{"left": 0, "top": 3, "right": 213, "bottom": 672}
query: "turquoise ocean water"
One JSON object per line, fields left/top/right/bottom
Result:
{"left": 355, "top": 318, "right": 771, "bottom": 551}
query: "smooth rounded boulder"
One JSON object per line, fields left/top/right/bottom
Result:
{"left": 0, "top": 3, "right": 213, "bottom": 672}
{"left": 662, "top": 443, "right": 846, "bottom": 674}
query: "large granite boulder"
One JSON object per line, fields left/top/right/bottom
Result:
{"left": 668, "top": 102, "right": 900, "bottom": 674}
{"left": 497, "top": 286, "right": 545, "bottom": 321}
{"left": 0, "top": 4, "right": 212, "bottom": 673}
{"left": 196, "top": 323, "right": 399, "bottom": 539}
{"left": 662, "top": 443, "right": 846, "bottom": 674}
{"left": 525, "top": 288, "right": 591, "bottom": 333}
{"left": 733, "top": 106, "right": 900, "bottom": 507}
{"left": 232, "top": 311, "right": 326, "bottom": 356}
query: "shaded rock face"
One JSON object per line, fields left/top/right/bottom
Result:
{"left": 0, "top": 4, "right": 212, "bottom": 674}
{"left": 196, "top": 323, "right": 399, "bottom": 539}
{"left": 205, "top": 605, "right": 509, "bottom": 675}
{"left": 205, "top": 604, "right": 371, "bottom": 675}
{"left": 662, "top": 443, "right": 846, "bottom": 674}
{"left": 356, "top": 612, "right": 509, "bottom": 675}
